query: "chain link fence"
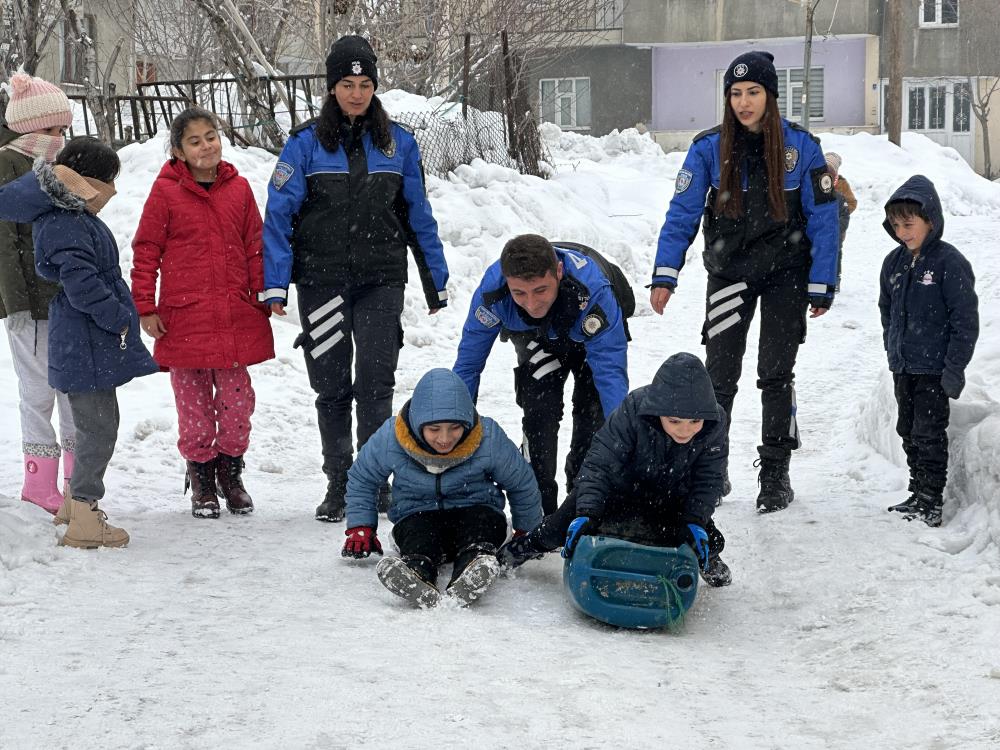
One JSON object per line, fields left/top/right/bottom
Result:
{"left": 393, "top": 108, "right": 548, "bottom": 179}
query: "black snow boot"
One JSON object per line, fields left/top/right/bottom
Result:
{"left": 216, "top": 453, "right": 254, "bottom": 515}
{"left": 186, "top": 459, "right": 220, "bottom": 519}
{"left": 315, "top": 480, "right": 346, "bottom": 522}
{"left": 376, "top": 554, "right": 441, "bottom": 607}
{"left": 755, "top": 455, "right": 794, "bottom": 513}
{"left": 700, "top": 554, "right": 732, "bottom": 588}
{"left": 447, "top": 543, "right": 501, "bottom": 605}
{"left": 890, "top": 488, "right": 943, "bottom": 527}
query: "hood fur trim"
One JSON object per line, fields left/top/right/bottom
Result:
{"left": 32, "top": 158, "right": 87, "bottom": 212}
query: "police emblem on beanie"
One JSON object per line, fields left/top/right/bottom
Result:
{"left": 724, "top": 51, "right": 779, "bottom": 99}
{"left": 326, "top": 35, "right": 379, "bottom": 91}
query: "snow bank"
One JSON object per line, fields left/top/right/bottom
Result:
{"left": 825, "top": 130, "right": 1000, "bottom": 554}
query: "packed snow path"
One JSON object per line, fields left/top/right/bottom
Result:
{"left": 3, "top": 119, "right": 999, "bottom": 747}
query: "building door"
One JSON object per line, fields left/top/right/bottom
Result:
{"left": 881, "top": 78, "right": 975, "bottom": 166}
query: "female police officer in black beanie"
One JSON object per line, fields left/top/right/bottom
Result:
{"left": 261, "top": 35, "right": 450, "bottom": 522}
{"left": 649, "top": 50, "right": 839, "bottom": 513}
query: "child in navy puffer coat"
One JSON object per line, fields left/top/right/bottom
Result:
{"left": 880, "top": 175, "right": 978, "bottom": 528}
{"left": 499, "top": 352, "right": 732, "bottom": 588}
{"left": 0, "top": 137, "right": 158, "bottom": 548}
{"left": 341, "top": 368, "right": 543, "bottom": 607}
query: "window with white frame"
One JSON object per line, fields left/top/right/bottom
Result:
{"left": 920, "top": 0, "right": 959, "bottom": 27}
{"left": 539, "top": 77, "right": 592, "bottom": 130}
{"left": 881, "top": 79, "right": 973, "bottom": 134}
{"left": 953, "top": 82, "right": 971, "bottom": 132}
{"left": 774, "top": 67, "right": 824, "bottom": 121}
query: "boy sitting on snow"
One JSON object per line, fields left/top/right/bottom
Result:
{"left": 499, "top": 352, "right": 731, "bottom": 588}
{"left": 341, "top": 368, "right": 543, "bottom": 606}
{"left": 881, "top": 175, "right": 978, "bottom": 527}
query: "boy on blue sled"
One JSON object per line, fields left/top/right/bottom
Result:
{"left": 500, "top": 352, "right": 732, "bottom": 589}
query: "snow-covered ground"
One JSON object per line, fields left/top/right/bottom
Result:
{"left": 1, "top": 110, "right": 999, "bottom": 748}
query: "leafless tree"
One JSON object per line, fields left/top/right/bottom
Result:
{"left": 188, "top": 0, "right": 288, "bottom": 150}
{"left": 59, "top": 0, "right": 126, "bottom": 143}
{"left": 0, "top": 0, "right": 66, "bottom": 76}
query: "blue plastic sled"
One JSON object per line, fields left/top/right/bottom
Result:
{"left": 563, "top": 536, "right": 699, "bottom": 629}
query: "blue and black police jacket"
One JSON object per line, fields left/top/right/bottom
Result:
{"left": 653, "top": 119, "right": 839, "bottom": 301}
{"left": 261, "top": 120, "right": 449, "bottom": 309}
{"left": 453, "top": 246, "right": 629, "bottom": 418}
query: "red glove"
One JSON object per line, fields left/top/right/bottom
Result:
{"left": 512, "top": 529, "right": 527, "bottom": 539}
{"left": 341, "top": 526, "right": 383, "bottom": 559}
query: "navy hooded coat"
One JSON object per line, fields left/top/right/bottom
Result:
{"left": 879, "top": 175, "right": 978, "bottom": 397}
{"left": 572, "top": 352, "right": 727, "bottom": 528}
{"left": 0, "top": 161, "right": 157, "bottom": 392}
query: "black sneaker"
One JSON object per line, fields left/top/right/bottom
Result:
{"left": 700, "top": 555, "right": 732, "bottom": 588}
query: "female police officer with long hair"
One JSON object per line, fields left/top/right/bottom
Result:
{"left": 649, "top": 51, "right": 839, "bottom": 512}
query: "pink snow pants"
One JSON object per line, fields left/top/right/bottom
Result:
{"left": 170, "top": 367, "right": 255, "bottom": 463}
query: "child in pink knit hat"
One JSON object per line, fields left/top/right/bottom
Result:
{"left": 1, "top": 72, "right": 77, "bottom": 517}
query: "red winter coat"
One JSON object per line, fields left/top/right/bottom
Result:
{"left": 131, "top": 160, "right": 274, "bottom": 369}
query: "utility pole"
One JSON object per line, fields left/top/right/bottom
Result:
{"left": 885, "top": 0, "right": 903, "bottom": 145}
{"left": 801, "top": 1, "right": 818, "bottom": 130}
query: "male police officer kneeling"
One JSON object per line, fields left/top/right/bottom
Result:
{"left": 454, "top": 234, "right": 630, "bottom": 514}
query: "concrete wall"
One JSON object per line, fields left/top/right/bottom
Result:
{"left": 625, "top": 0, "right": 878, "bottom": 44}
{"left": 527, "top": 45, "right": 651, "bottom": 136}
{"left": 881, "top": 0, "right": 1000, "bottom": 78}
{"left": 651, "top": 36, "right": 874, "bottom": 132}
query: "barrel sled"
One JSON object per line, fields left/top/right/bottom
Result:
{"left": 563, "top": 535, "right": 699, "bottom": 629}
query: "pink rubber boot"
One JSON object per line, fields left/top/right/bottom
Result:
{"left": 62, "top": 449, "right": 74, "bottom": 499}
{"left": 21, "top": 454, "right": 64, "bottom": 515}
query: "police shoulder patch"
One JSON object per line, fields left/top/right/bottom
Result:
{"left": 580, "top": 304, "right": 609, "bottom": 338}
{"left": 675, "top": 168, "right": 693, "bottom": 194}
{"left": 475, "top": 304, "right": 501, "bottom": 328}
{"left": 811, "top": 165, "right": 837, "bottom": 204}
{"left": 272, "top": 161, "right": 294, "bottom": 190}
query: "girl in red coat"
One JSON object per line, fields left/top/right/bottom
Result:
{"left": 131, "top": 108, "right": 274, "bottom": 518}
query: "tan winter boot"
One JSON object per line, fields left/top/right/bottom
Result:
{"left": 53, "top": 494, "right": 72, "bottom": 526}
{"left": 58, "top": 499, "right": 129, "bottom": 549}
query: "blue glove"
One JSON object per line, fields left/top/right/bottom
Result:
{"left": 562, "top": 516, "right": 594, "bottom": 559}
{"left": 686, "top": 523, "right": 710, "bottom": 571}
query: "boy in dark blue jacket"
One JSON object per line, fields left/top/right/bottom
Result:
{"left": 499, "top": 352, "right": 731, "bottom": 588}
{"left": 880, "top": 175, "right": 978, "bottom": 527}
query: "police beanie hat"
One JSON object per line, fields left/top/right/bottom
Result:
{"left": 326, "top": 35, "right": 378, "bottom": 92}
{"left": 724, "top": 51, "right": 779, "bottom": 98}
{"left": 4, "top": 72, "right": 73, "bottom": 134}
